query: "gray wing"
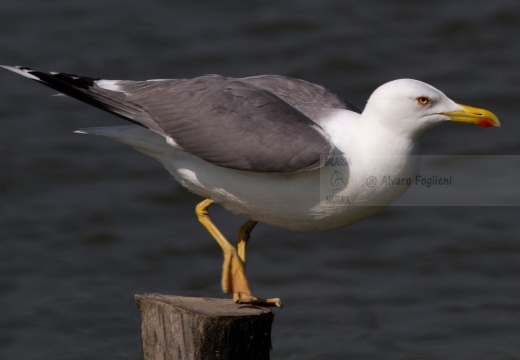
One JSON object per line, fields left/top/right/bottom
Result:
{"left": 240, "top": 75, "right": 361, "bottom": 115}
{"left": 3, "top": 66, "right": 344, "bottom": 172}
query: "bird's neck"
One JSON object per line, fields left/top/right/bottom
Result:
{"left": 353, "top": 120, "right": 418, "bottom": 156}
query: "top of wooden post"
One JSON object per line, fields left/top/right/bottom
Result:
{"left": 135, "top": 293, "right": 273, "bottom": 317}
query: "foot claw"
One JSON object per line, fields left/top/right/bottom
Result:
{"left": 233, "top": 292, "right": 283, "bottom": 308}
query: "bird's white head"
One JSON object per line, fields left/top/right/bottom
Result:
{"left": 362, "top": 79, "right": 500, "bottom": 138}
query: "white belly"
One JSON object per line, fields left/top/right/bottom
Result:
{"left": 163, "top": 146, "right": 418, "bottom": 232}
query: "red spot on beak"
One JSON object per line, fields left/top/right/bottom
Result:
{"left": 477, "top": 119, "right": 495, "bottom": 127}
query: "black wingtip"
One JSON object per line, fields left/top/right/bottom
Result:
{"left": 2, "top": 65, "right": 99, "bottom": 88}
{"left": 1, "top": 65, "right": 42, "bottom": 81}
{"left": 3, "top": 65, "right": 146, "bottom": 128}
{"left": 2, "top": 65, "right": 100, "bottom": 111}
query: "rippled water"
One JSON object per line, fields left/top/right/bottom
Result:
{"left": 1, "top": 1, "right": 519, "bottom": 359}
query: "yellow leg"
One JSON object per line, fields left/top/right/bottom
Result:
{"left": 195, "top": 199, "right": 282, "bottom": 308}
{"left": 195, "top": 199, "right": 250, "bottom": 295}
{"left": 237, "top": 220, "right": 257, "bottom": 265}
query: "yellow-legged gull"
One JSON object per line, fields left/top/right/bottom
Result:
{"left": 2, "top": 66, "right": 500, "bottom": 307}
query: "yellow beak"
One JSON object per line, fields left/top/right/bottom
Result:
{"left": 443, "top": 104, "right": 500, "bottom": 128}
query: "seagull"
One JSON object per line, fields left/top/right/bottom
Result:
{"left": 2, "top": 66, "right": 500, "bottom": 307}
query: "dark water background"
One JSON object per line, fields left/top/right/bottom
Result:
{"left": 1, "top": 1, "right": 520, "bottom": 359}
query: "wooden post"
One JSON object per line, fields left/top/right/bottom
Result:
{"left": 135, "top": 293, "right": 274, "bottom": 360}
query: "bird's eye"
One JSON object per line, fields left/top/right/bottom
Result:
{"left": 416, "top": 97, "right": 431, "bottom": 106}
